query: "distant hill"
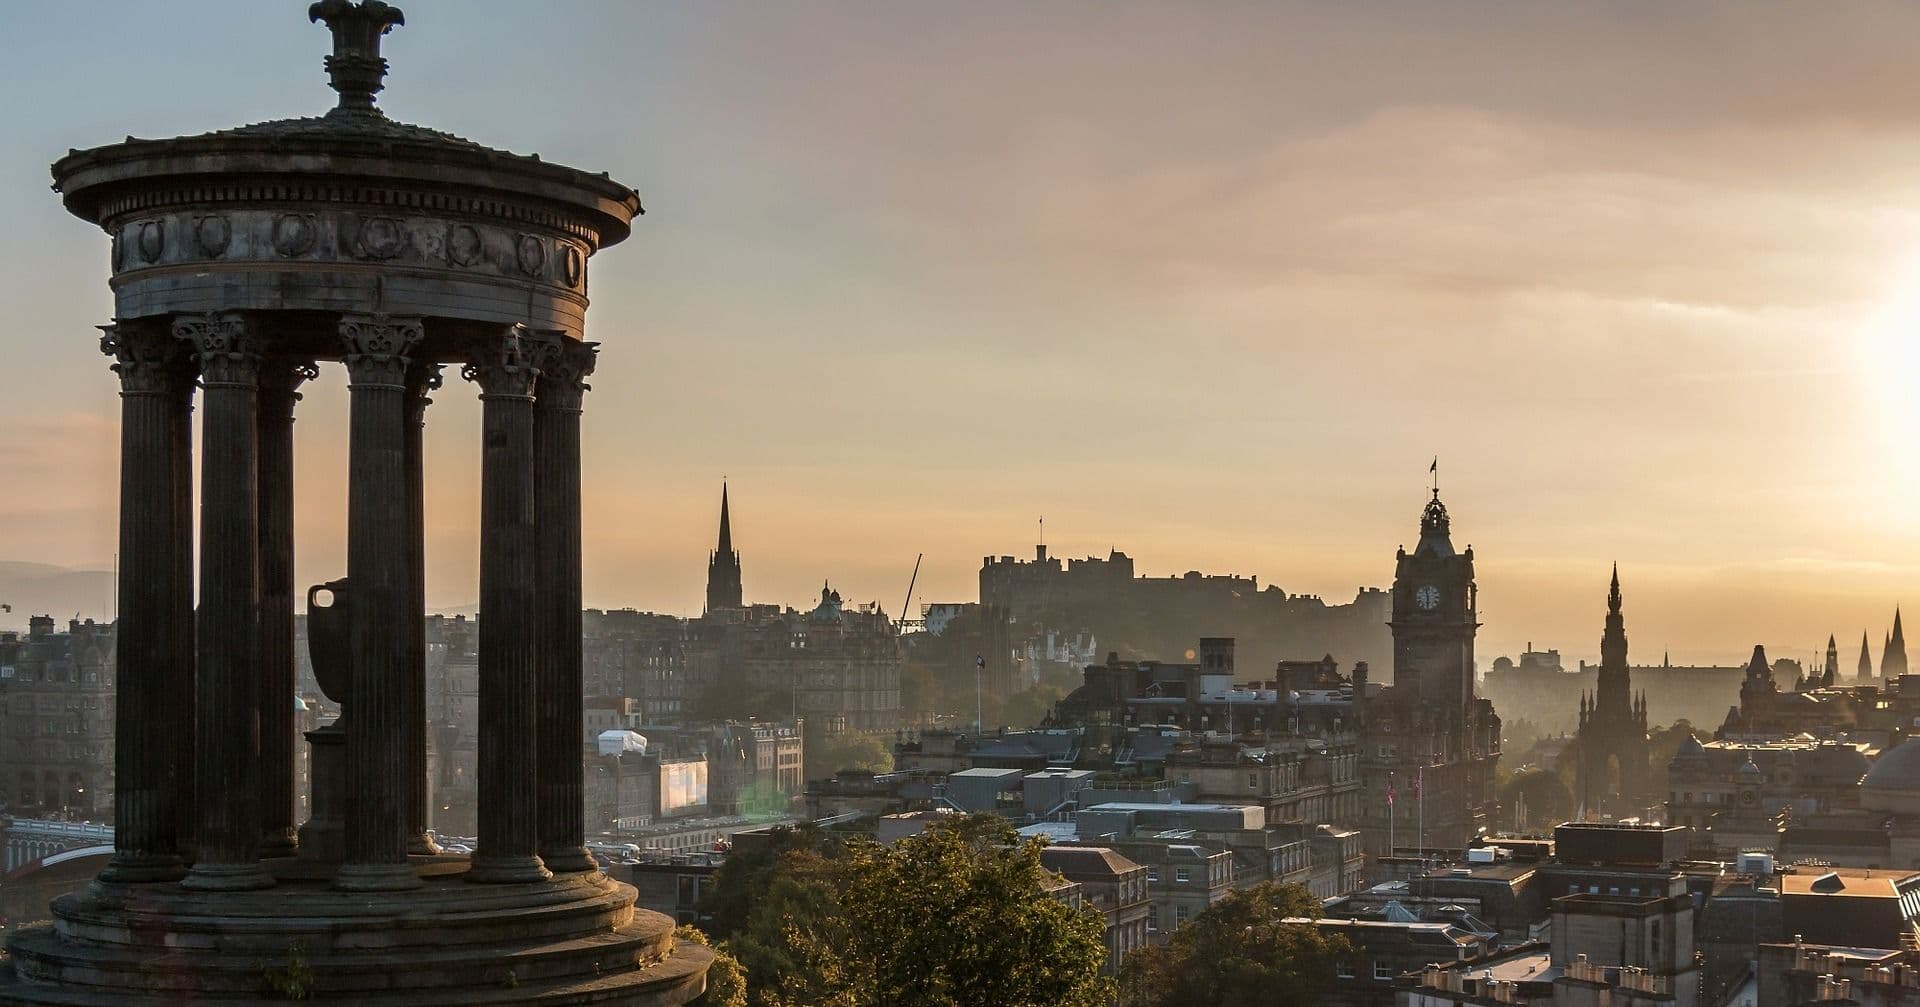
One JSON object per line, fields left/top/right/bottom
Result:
{"left": 0, "top": 561, "right": 116, "bottom": 628}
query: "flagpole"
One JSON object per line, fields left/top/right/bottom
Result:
{"left": 1417, "top": 766, "right": 1425, "bottom": 860}
{"left": 1388, "top": 771, "right": 1396, "bottom": 859}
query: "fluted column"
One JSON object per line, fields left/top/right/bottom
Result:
{"left": 96, "top": 321, "right": 190, "bottom": 884}
{"left": 405, "top": 361, "right": 443, "bottom": 855}
{"left": 176, "top": 312, "right": 273, "bottom": 892}
{"left": 258, "top": 357, "right": 317, "bottom": 858}
{"left": 532, "top": 334, "right": 597, "bottom": 874}
{"left": 465, "top": 326, "right": 550, "bottom": 884}
{"left": 336, "top": 314, "right": 425, "bottom": 891}
{"left": 171, "top": 348, "right": 197, "bottom": 861}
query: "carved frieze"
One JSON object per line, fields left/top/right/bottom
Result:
{"left": 196, "top": 216, "right": 232, "bottom": 258}
{"left": 273, "top": 214, "right": 318, "bottom": 257}
{"left": 106, "top": 209, "right": 587, "bottom": 301}
{"left": 354, "top": 216, "right": 407, "bottom": 259}
{"left": 136, "top": 220, "right": 165, "bottom": 263}
{"left": 448, "top": 224, "right": 484, "bottom": 267}
{"left": 515, "top": 234, "right": 545, "bottom": 278}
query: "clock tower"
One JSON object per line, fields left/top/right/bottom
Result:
{"left": 1390, "top": 489, "right": 1477, "bottom": 712}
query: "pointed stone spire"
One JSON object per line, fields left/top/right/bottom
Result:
{"left": 1861, "top": 630, "right": 1876, "bottom": 684}
{"left": 1888, "top": 608, "right": 1910, "bottom": 681}
{"left": 1608, "top": 562, "right": 1622, "bottom": 614}
{"left": 1823, "top": 634, "right": 1839, "bottom": 688}
{"left": 704, "top": 481, "right": 743, "bottom": 613}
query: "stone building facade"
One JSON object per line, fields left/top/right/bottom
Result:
{"left": 0, "top": 617, "right": 115, "bottom": 820}
{"left": 1358, "top": 491, "right": 1502, "bottom": 859}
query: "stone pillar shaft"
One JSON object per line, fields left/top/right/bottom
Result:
{"left": 533, "top": 335, "right": 596, "bottom": 873}
{"left": 466, "top": 327, "right": 550, "bottom": 884}
{"left": 336, "top": 314, "right": 425, "bottom": 891}
{"left": 177, "top": 312, "right": 273, "bottom": 891}
{"left": 258, "top": 358, "right": 315, "bottom": 858}
{"left": 98, "top": 322, "right": 189, "bottom": 883}
{"left": 405, "top": 363, "right": 442, "bottom": 854}
{"left": 171, "top": 359, "right": 196, "bottom": 860}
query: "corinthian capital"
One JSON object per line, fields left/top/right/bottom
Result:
{"left": 339, "top": 313, "right": 424, "bottom": 388}
{"left": 460, "top": 324, "right": 540, "bottom": 399}
{"left": 530, "top": 332, "right": 597, "bottom": 412}
{"left": 99, "top": 322, "right": 183, "bottom": 396}
{"left": 173, "top": 312, "right": 259, "bottom": 387}
{"left": 259, "top": 359, "right": 321, "bottom": 421}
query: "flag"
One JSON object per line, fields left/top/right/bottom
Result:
{"left": 1413, "top": 767, "right": 1423, "bottom": 800}
{"left": 1429, "top": 457, "right": 1438, "bottom": 474}
{"left": 1386, "top": 773, "right": 1397, "bottom": 807}
{"left": 975, "top": 654, "right": 986, "bottom": 669}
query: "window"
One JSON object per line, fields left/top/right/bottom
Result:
{"left": 1146, "top": 867, "right": 1159, "bottom": 883}
{"left": 1374, "top": 961, "right": 1395, "bottom": 980}
{"left": 1337, "top": 961, "right": 1356, "bottom": 979}
{"left": 1175, "top": 867, "right": 1190, "bottom": 883}
{"left": 1174, "top": 905, "right": 1190, "bottom": 926}
{"left": 1248, "top": 772, "right": 1259, "bottom": 789}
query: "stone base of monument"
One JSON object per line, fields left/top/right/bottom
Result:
{"left": 0, "top": 866, "right": 710, "bottom": 1005}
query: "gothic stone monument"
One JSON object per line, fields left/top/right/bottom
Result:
{"left": 0, "top": 3, "right": 711, "bottom": 1002}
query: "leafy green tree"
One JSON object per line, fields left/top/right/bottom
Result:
{"left": 810, "top": 732, "right": 894, "bottom": 777}
{"left": 698, "top": 824, "right": 830, "bottom": 940}
{"left": 1118, "top": 882, "right": 1350, "bottom": 1007}
{"left": 706, "top": 814, "right": 1111, "bottom": 1006}
{"left": 676, "top": 925, "right": 749, "bottom": 1007}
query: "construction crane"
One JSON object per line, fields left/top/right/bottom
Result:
{"left": 896, "top": 553, "right": 922, "bottom": 637}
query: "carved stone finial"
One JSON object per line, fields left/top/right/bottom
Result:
{"left": 308, "top": 0, "right": 406, "bottom": 115}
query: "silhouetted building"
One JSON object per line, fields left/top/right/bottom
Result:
{"left": 1570, "top": 567, "right": 1653, "bottom": 820}
{"left": 705, "top": 482, "right": 743, "bottom": 614}
{"left": 1887, "top": 608, "right": 1911, "bottom": 686}
{"left": 1359, "top": 490, "right": 1502, "bottom": 859}
{"left": 979, "top": 543, "right": 1392, "bottom": 704}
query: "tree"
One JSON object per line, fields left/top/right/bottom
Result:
{"left": 704, "top": 814, "right": 1112, "bottom": 1007}
{"left": 810, "top": 732, "right": 893, "bottom": 777}
{"left": 1118, "top": 882, "right": 1350, "bottom": 1007}
{"left": 676, "top": 925, "right": 749, "bottom": 1007}
{"left": 698, "top": 823, "right": 831, "bottom": 940}
{"left": 1500, "top": 767, "right": 1575, "bottom": 832}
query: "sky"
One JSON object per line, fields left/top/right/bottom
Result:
{"left": 3, "top": 1, "right": 1920, "bottom": 668}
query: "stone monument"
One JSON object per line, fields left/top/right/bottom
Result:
{"left": 0, "top": 2, "right": 711, "bottom": 1002}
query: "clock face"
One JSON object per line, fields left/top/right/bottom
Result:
{"left": 1415, "top": 585, "right": 1441, "bottom": 610}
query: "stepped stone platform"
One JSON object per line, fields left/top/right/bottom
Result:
{"left": 0, "top": 865, "right": 710, "bottom": 1005}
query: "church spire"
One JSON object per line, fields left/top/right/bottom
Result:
{"left": 1608, "top": 562, "right": 1622, "bottom": 614}
{"left": 705, "top": 481, "right": 744, "bottom": 613}
{"left": 1823, "top": 634, "right": 1839, "bottom": 688}
{"left": 1887, "top": 608, "right": 1910, "bottom": 681}
{"left": 1861, "top": 630, "right": 1876, "bottom": 684}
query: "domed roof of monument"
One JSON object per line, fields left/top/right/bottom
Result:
{"left": 1863, "top": 738, "right": 1920, "bottom": 793}
{"left": 50, "top": 0, "right": 641, "bottom": 246}
{"left": 1736, "top": 757, "right": 1764, "bottom": 783}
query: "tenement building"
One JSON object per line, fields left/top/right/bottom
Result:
{"left": 1358, "top": 490, "right": 1501, "bottom": 859}
{"left": 0, "top": 5, "right": 709, "bottom": 1002}
{"left": 0, "top": 617, "right": 115, "bottom": 820}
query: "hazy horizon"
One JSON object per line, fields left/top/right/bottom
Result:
{"left": 6, "top": 1, "right": 1920, "bottom": 669}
